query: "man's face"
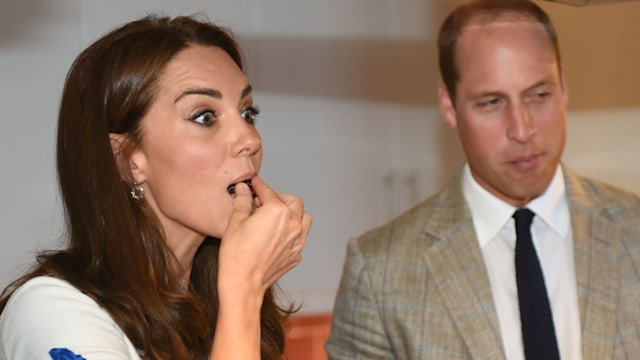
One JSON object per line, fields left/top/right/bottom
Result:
{"left": 439, "top": 18, "right": 567, "bottom": 207}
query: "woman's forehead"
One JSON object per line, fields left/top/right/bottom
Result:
{"left": 157, "top": 45, "right": 247, "bottom": 98}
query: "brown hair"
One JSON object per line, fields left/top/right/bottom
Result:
{"left": 1, "top": 15, "right": 290, "bottom": 359}
{"left": 438, "top": 0, "right": 562, "bottom": 102}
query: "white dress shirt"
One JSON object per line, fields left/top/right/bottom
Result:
{"left": 462, "top": 164, "right": 582, "bottom": 360}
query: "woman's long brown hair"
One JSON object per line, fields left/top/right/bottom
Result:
{"left": 0, "top": 15, "right": 291, "bottom": 359}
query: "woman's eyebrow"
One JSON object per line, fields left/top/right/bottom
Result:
{"left": 241, "top": 84, "right": 252, "bottom": 99}
{"left": 174, "top": 84, "right": 252, "bottom": 103}
{"left": 174, "top": 88, "right": 222, "bottom": 103}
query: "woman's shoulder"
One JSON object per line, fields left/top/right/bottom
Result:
{"left": 2, "top": 276, "right": 102, "bottom": 321}
{"left": 5, "top": 276, "right": 86, "bottom": 304}
{"left": 0, "top": 276, "right": 141, "bottom": 359}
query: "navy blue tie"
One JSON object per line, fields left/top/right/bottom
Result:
{"left": 513, "top": 208, "right": 560, "bottom": 360}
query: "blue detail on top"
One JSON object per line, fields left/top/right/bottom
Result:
{"left": 49, "top": 348, "right": 87, "bottom": 360}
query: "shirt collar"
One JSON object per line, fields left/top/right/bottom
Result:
{"left": 462, "top": 164, "right": 569, "bottom": 248}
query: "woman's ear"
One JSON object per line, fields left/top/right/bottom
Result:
{"left": 109, "top": 133, "right": 147, "bottom": 184}
{"left": 109, "top": 133, "right": 125, "bottom": 154}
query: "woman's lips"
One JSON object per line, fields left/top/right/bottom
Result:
{"left": 227, "top": 179, "right": 256, "bottom": 198}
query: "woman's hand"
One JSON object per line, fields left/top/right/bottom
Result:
{"left": 210, "top": 176, "right": 311, "bottom": 359}
{"left": 218, "top": 176, "right": 312, "bottom": 300}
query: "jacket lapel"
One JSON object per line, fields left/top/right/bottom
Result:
{"left": 565, "top": 169, "right": 620, "bottom": 360}
{"left": 421, "top": 167, "right": 622, "bottom": 359}
{"left": 423, "top": 174, "right": 505, "bottom": 359}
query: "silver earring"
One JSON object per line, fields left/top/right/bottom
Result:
{"left": 130, "top": 181, "right": 144, "bottom": 201}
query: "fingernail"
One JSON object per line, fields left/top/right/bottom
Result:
{"left": 227, "top": 180, "right": 257, "bottom": 198}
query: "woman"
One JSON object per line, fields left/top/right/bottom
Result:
{"left": 0, "top": 15, "right": 311, "bottom": 360}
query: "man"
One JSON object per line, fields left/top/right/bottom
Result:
{"left": 326, "top": 1, "right": 640, "bottom": 359}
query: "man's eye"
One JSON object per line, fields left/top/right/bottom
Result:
{"left": 241, "top": 106, "right": 260, "bottom": 125}
{"left": 189, "top": 110, "right": 215, "bottom": 126}
{"left": 477, "top": 97, "right": 501, "bottom": 108}
{"left": 535, "top": 91, "right": 550, "bottom": 100}
{"left": 524, "top": 91, "right": 551, "bottom": 104}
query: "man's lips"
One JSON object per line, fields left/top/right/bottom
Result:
{"left": 508, "top": 154, "right": 541, "bottom": 170}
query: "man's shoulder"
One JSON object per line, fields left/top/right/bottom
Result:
{"left": 352, "top": 180, "right": 466, "bottom": 253}
{"left": 566, "top": 171, "right": 640, "bottom": 214}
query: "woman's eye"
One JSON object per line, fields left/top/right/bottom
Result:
{"left": 189, "top": 109, "right": 216, "bottom": 126}
{"left": 241, "top": 106, "right": 260, "bottom": 125}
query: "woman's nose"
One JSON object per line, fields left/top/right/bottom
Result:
{"left": 229, "top": 117, "right": 262, "bottom": 157}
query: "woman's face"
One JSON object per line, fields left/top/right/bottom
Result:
{"left": 129, "top": 45, "right": 262, "bottom": 248}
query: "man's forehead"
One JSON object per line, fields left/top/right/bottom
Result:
{"left": 460, "top": 12, "right": 542, "bottom": 34}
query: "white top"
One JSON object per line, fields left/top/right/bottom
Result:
{"left": 462, "top": 164, "right": 582, "bottom": 360}
{"left": 0, "top": 276, "right": 141, "bottom": 360}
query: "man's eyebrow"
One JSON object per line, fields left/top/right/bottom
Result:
{"left": 470, "top": 77, "right": 555, "bottom": 99}
{"left": 174, "top": 88, "right": 222, "bottom": 103}
{"left": 525, "top": 78, "right": 551, "bottom": 92}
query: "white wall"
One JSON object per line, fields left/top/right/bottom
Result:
{"left": 1, "top": 0, "right": 639, "bottom": 314}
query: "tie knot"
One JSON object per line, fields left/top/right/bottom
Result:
{"left": 513, "top": 208, "right": 535, "bottom": 229}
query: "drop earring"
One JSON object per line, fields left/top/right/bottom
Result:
{"left": 130, "top": 181, "right": 144, "bottom": 201}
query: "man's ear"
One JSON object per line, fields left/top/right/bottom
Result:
{"left": 109, "top": 133, "right": 147, "bottom": 184}
{"left": 560, "top": 68, "right": 569, "bottom": 108}
{"left": 438, "top": 81, "right": 458, "bottom": 129}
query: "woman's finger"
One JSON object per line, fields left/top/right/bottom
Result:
{"left": 225, "top": 181, "right": 254, "bottom": 231}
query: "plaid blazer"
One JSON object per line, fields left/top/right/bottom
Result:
{"left": 326, "top": 167, "right": 640, "bottom": 359}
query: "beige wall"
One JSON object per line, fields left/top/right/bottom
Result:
{"left": 541, "top": 1, "right": 640, "bottom": 110}
{"left": 0, "top": 0, "right": 638, "bottom": 313}
{"left": 538, "top": 1, "right": 640, "bottom": 193}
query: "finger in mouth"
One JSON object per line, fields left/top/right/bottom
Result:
{"left": 227, "top": 179, "right": 256, "bottom": 198}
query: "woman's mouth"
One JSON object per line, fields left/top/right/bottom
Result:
{"left": 227, "top": 179, "right": 256, "bottom": 198}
